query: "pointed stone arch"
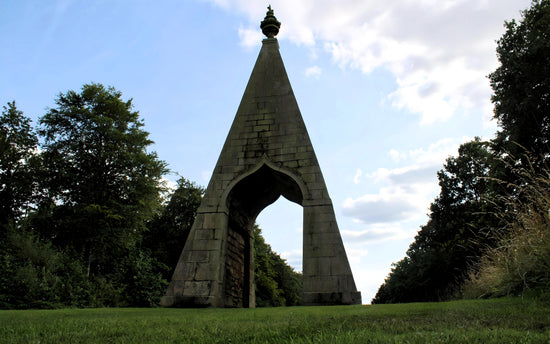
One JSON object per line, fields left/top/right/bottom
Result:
{"left": 221, "top": 163, "right": 303, "bottom": 307}
{"left": 225, "top": 163, "right": 304, "bottom": 234}
{"left": 221, "top": 158, "right": 308, "bottom": 209}
{"left": 161, "top": 9, "right": 361, "bottom": 307}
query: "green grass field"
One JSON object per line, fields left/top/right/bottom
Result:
{"left": 0, "top": 297, "right": 549, "bottom": 343}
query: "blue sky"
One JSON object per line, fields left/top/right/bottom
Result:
{"left": 1, "top": 0, "right": 531, "bottom": 303}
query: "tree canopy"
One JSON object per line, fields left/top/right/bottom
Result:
{"left": 373, "top": 139, "right": 499, "bottom": 303}
{"left": 490, "top": 0, "right": 550, "bottom": 166}
{"left": 35, "top": 83, "right": 168, "bottom": 277}
{"left": 0, "top": 101, "right": 38, "bottom": 228}
{"left": 143, "top": 177, "right": 204, "bottom": 280}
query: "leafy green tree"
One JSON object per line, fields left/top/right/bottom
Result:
{"left": 253, "top": 225, "right": 302, "bottom": 306}
{"left": 0, "top": 102, "right": 38, "bottom": 231}
{"left": 490, "top": 0, "right": 550, "bottom": 167}
{"left": 373, "top": 140, "right": 498, "bottom": 303}
{"left": 254, "top": 224, "right": 285, "bottom": 306}
{"left": 143, "top": 177, "right": 204, "bottom": 279}
{"left": 0, "top": 222, "right": 91, "bottom": 309}
{"left": 120, "top": 249, "right": 168, "bottom": 307}
{"left": 36, "top": 83, "right": 168, "bottom": 278}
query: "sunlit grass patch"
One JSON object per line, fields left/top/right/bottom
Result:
{"left": 0, "top": 298, "right": 549, "bottom": 343}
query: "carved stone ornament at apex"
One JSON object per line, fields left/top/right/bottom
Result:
{"left": 260, "top": 5, "right": 281, "bottom": 38}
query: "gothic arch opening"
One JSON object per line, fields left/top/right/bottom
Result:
{"left": 223, "top": 164, "right": 303, "bottom": 307}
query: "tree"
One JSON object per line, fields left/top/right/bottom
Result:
{"left": 143, "top": 177, "right": 204, "bottom": 279}
{"left": 0, "top": 101, "right": 38, "bottom": 231}
{"left": 253, "top": 225, "right": 302, "bottom": 306}
{"left": 373, "top": 139, "right": 498, "bottom": 303}
{"left": 490, "top": 0, "right": 550, "bottom": 167}
{"left": 36, "top": 83, "right": 168, "bottom": 277}
{"left": 0, "top": 223, "right": 91, "bottom": 309}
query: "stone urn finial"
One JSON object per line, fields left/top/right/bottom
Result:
{"left": 260, "top": 5, "right": 281, "bottom": 38}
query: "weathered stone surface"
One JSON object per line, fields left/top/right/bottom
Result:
{"left": 224, "top": 226, "right": 249, "bottom": 307}
{"left": 162, "top": 31, "right": 361, "bottom": 307}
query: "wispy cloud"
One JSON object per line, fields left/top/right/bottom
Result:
{"left": 344, "top": 137, "right": 466, "bottom": 229}
{"left": 342, "top": 224, "right": 417, "bottom": 244}
{"left": 280, "top": 249, "right": 303, "bottom": 271}
{"left": 343, "top": 186, "right": 429, "bottom": 225}
{"left": 345, "top": 247, "right": 369, "bottom": 264}
{"left": 353, "top": 168, "right": 363, "bottom": 184}
{"left": 238, "top": 24, "right": 262, "bottom": 48}
{"left": 305, "top": 65, "right": 322, "bottom": 78}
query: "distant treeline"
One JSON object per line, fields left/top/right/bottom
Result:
{"left": 372, "top": 0, "right": 550, "bottom": 303}
{"left": 0, "top": 83, "right": 300, "bottom": 309}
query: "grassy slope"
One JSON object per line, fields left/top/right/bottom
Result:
{"left": 0, "top": 298, "right": 549, "bottom": 343}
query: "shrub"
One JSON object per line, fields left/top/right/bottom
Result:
{"left": 0, "top": 224, "right": 91, "bottom": 309}
{"left": 463, "top": 167, "right": 550, "bottom": 299}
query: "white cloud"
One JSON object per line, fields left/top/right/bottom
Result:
{"left": 345, "top": 137, "right": 466, "bottom": 226}
{"left": 345, "top": 247, "right": 369, "bottom": 264}
{"left": 163, "top": 177, "right": 178, "bottom": 191}
{"left": 238, "top": 24, "right": 262, "bottom": 48}
{"left": 201, "top": 169, "right": 212, "bottom": 183}
{"left": 342, "top": 224, "right": 417, "bottom": 243}
{"left": 280, "top": 249, "right": 302, "bottom": 271}
{"left": 353, "top": 168, "right": 363, "bottom": 184}
{"left": 368, "top": 165, "right": 437, "bottom": 186}
{"left": 343, "top": 186, "right": 428, "bottom": 225}
{"left": 305, "top": 65, "right": 322, "bottom": 78}
{"left": 206, "top": 0, "right": 530, "bottom": 124}
{"left": 159, "top": 177, "right": 179, "bottom": 203}
{"left": 353, "top": 266, "right": 397, "bottom": 304}
{"left": 389, "top": 149, "right": 405, "bottom": 163}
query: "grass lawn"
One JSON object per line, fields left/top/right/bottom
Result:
{"left": 0, "top": 297, "right": 549, "bottom": 343}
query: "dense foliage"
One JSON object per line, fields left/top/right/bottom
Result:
{"left": 0, "top": 84, "right": 301, "bottom": 308}
{"left": 490, "top": 0, "right": 550, "bottom": 169}
{"left": 0, "top": 102, "right": 38, "bottom": 230}
{"left": 1, "top": 84, "right": 170, "bottom": 308}
{"left": 36, "top": 83, "right": 168, "bottom": 278}
{"left": 253, "top": 225, "right": 302, "bottom": 306}
{"left": 373, "top": 140, "right": 501, "bottom": 303}
{"left": 143, "top": 177, "right": 204, "bottom": 281}
{"left": 373, "top": 0, "right": 550, "bottom": 303}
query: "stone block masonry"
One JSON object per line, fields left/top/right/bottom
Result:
{"left": 161, "top": 8, "right": 361, "bottom": 307}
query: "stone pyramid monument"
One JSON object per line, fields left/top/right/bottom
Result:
{"left": 161, "top": 6, "right": 361, "bottom": 307}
